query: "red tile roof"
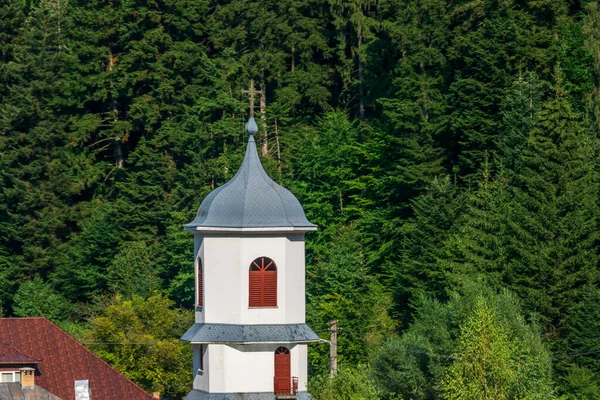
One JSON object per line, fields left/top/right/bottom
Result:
{"left": 0, "top": 318, "right": 155, "bottom": 400}
{"left": 0, "top": 343, "right": 40, "bottom": 364}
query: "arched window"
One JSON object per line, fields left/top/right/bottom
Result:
{"left": 249, "top": 257, "right": 277, "bottom": 307}
{"left": 197, "top": 259, "right": 203, "bottom": 307}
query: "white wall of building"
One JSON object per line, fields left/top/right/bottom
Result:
{"left": 192, "top": 344, "right": 209, "bottom": 392}
{"left": 194, "top": 235, "right": 205, "bottom": 323}
{"left": 195, "top": 233, "right": 307, "bottom": 325}
{"left": 193, "top": 343, "right": 308, "bottom": 393}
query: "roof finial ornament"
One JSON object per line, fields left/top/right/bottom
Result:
{"left": 241, "top": 80, "right": 261, "bottom": 135}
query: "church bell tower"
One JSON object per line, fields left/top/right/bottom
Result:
{"left": 181, "top": 115, "right": 319, "bottom": 400}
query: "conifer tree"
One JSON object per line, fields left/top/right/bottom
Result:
{"left": 391, "top": 176, "right": 464, "bottom": 322}
{"left": 369, "top": 0, "right": 448, "bottom": 208}
{"left": 13, "top": 276, "right": 73, "bottom": 322}
{"left": 372, "top": 281, "right": 554, "bottom": 400}
{"left": 506, "top": 68, "right": 600, "bottom": 336}
{"left": 441, "top": 165, "right": 512, "bottom": 285}
{"left": 443, "top": 298, "right": 516, "bottom": 400}
{"left": 498, "top": 72, "right": 542, "bottom": 176}
{"left": 558, "top": 285, "right": 600, "bottom": 397}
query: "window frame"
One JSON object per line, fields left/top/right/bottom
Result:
{"left": 248, "top": 256, "right": 278, "bottom": 308}
{"left": 197, "top": 258, "right": 203, "bottom": 308}
{"left": 1, "top": 371, "right": 20, "bottom": 383}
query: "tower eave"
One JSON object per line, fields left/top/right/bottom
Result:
{"left": 181, "top": 323, "right": 321, "bottom": 344}
{"left": 183, "top": 225, "right": 317, "bottom": 233}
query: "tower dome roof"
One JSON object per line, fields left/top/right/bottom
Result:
{"left": 185, "top": 118, "right": 316, "bottom": 231}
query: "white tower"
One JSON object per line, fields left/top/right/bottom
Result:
{"left": 182, "top": 117, "right": 319, "bottom": 400}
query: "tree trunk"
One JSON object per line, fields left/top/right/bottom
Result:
{"left": 358, "top": 26, "right": 365, "bottom": 120}
{"left": 260, "top": 83, "right": 268, "bottom": 157}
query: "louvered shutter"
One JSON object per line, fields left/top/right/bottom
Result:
{"left": 263, "top": 271, "right": 277, "bottom": 306}
{"left": 249, "top": 270, "right": 262, "bottom": 307}
{"left": 249, "top": 257, "right": 277, "bottom": 307}
{"left": 197, "top": 261, "right": 203, "bottom": 307}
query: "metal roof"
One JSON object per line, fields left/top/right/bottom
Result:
{"left": 180, "top": 323, "right": 321, "bottom": 344}
{"left": 0, "top": 383, "right": 63, "bottom": 400}
{"left": 184, "top": 390, "right": 312, "bottom": 400}
{"left": 185, "top": 118, "right": 316, "bottom": 231}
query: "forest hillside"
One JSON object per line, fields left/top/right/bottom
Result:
{"left": 2, "top": 0, "right": 600, "bottom": 398}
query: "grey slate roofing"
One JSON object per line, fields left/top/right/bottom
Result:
{"left": 180, "top": 323, "right": 321, "bottom": 344}
{"left": 0, "top": 383, "right": 62, "bottom": 400}
{"left": 183, "top": 390, "right": 311, "bottom": 400}
{"left": 185, "top": 118, "right": 316, "bottom": 231}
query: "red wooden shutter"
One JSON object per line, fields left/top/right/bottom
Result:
{"left": 197, "top": 260, "right": 203, "bottom": 307}
{"left": 249, "top": 270, "right": 262, "bottom": 306}
{"left": 249, "top": 257, "right": 277, "bottom": 307}
{"left": 263, "top": 271, "right": 277, "bottom": 307}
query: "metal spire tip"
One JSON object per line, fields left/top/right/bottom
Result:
{"left": 245, "top": 117, "right": 258, "bottom": 135}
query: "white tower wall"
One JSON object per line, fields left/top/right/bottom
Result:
{"left": 193, "top": 343, "right": 308, "bottom": 394}
{"left": 194, "top": 232, "right": 307, "bottom": 325}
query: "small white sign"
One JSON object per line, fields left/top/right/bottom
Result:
{"left": 74, "top": 380, "right": 90, "bottom": 400}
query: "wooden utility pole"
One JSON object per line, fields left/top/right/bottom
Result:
{"left": 329, "top": 320, "right": 338, "bottom": 377}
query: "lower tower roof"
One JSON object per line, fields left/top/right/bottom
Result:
{"left": 181, "top": 323, "right": 321, "bottom": 344}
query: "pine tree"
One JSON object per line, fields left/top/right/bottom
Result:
{"left": 391, "top": 176, "right": 464, "bottom": 322}
{"left": 506, "top": 68, "right": 600, "bottom": 337}
{"left": 12, "top": 276, "right": 73, "bottom": 322}
{"left": 443, "top": 297, "right": 516, "bottom": 400}
{"left": 360, "top": 0, "right": 448, "bottom": 237}
{"left": 442, "top": 165, "right": 512, "bottom": 285}
{"left": 498, "top": 72, "right": 542, "bottom": 177}
{"left": 558, "top": 285, "right": 600, "bottom": 397}
{"left": 286, "top": 111, "right": 363, "bottom": 228}
{"left": 372, "top": 281, "right": 555, "bottom": 400}
{"left": 306, "top": 225, "right": 395, "bottom": 376}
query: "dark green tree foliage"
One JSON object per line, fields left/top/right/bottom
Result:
{"left": 107, "top": 241, "right": 162, "bottom": 299}
{"left": 558, "top": 285, "right": 600, "bottom": 398}
{"left": 498, "top": 72, "right": 542, "bottom": 176}
{"left": 12, "top": 276, "right": 73, "bottom": 322}
{"left": 505, "top": 70, "right": 599, "bottom": 336}
{"left": 287, "top": 111, "right": 363, "bottom": 228}
{"left": 0, "top": 0, "right": 103, "bottom": 289}
{"left": 306, "top": 225, "right": 395, "bottom": 375}
{"left": 356, "top": 0, "right": 449, "bottom": 273}
{"left": 446, "top": 1, "right": 518, "bottom": 181}
{"left": 583, "top": 1, "right": 600, "bottom": 132}
{"left": 391, "top": 176, "right": 464, "bottom": 322}
{"left": 205, "top": 0, "right": 332, "bottom": 115}
{"left": 2, "top": 0, "right": 600, "bottom": 396}
{"left": 442, "top": 167, "right": 512, "bottom": 284}
{"left": 557, "top": 20, "right": 595, "bottom": 113}
{"left": 372, "top": 281, "right": 554, "bottom": 400}
{"left": 444, "top": 0, "right": 569, "bottom": 181}
{"left": 376, "top": 0, "right": 448, "bottom": 197}
{"left": 52, "top": 202, "right": 121, "bottom": 301}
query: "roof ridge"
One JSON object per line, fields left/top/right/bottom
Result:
{"left": 0, "top": 342, "right": 40, "bottom": 363}
{"left": 38, "top": 318, "right": 156, "bottom": 400}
